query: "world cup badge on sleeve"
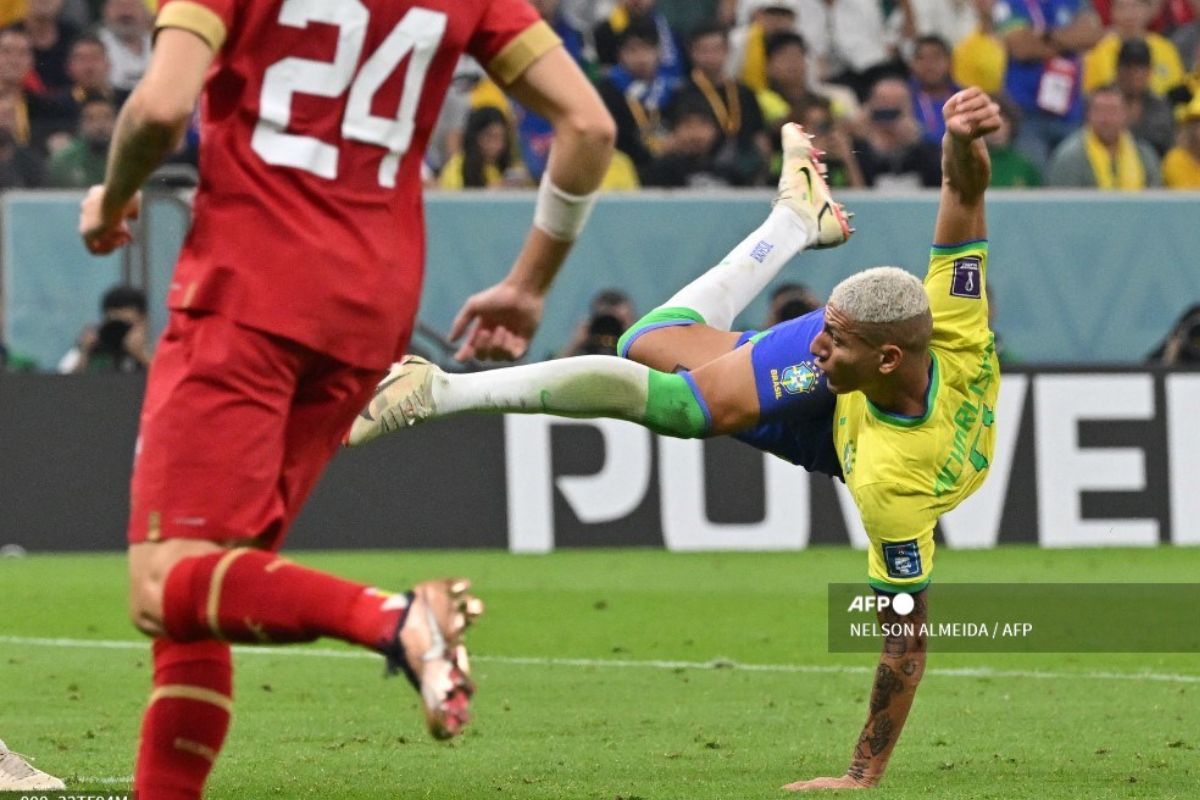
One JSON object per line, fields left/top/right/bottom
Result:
{"left": 950, "top": 256, "right": 982, "bottom": 299}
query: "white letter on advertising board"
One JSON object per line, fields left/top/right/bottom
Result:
{"left": 1035, "top": 374, "right": 1158, "bottom": 547}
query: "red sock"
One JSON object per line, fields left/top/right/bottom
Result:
{"left": 134, "top": 639, "right": 232, "bottom": 800}
{"left": 161, "top": 549, "right": 407, "bottom": 652}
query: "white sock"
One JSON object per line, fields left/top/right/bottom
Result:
{"left": 662, "top": 205, "right": 816, "bottom": 331}
{"left": 431, "top": 356, "right": 650, "bottom": 421}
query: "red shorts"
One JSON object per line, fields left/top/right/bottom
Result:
{"left": 128, "top": 311, "right": 385, "bottom": 551}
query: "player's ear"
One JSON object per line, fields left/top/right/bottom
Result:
{"left": 877, "top": 343, "right": 904, "bottom": 375}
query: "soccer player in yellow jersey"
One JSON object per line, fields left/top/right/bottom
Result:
{"left": 352, "top": 87, "right": 1003, "bottom": 791}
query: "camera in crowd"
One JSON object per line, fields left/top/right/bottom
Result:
{"left": 60, "top": 284, "right": 151, "bottom": 373}
{"left": 561, "top": 289, "right": 638, "bottom": 358}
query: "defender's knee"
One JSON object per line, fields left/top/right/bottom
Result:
{"left": 127, "top": 539, "right": 223, "bottom": 638}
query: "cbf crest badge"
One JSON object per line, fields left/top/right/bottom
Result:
{"left": 780, "top": 362, "right": 819, "bottom": 395}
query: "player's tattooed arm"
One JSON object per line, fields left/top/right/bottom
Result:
{"left": 785, "top": 591, "right": 928, "bottom": 792}
{"left": 845, "top": 591, "right": 928, "bottom": 787}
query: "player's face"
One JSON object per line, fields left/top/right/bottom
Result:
{"left": 811, "top": 305, "right": 877, "bottom": 393}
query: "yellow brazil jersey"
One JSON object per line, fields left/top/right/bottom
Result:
{"left": 832, "top": 241, "right": 999, "bottom": 592}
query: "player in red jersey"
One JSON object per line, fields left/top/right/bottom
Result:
{"left": 78, "top": 0, "right": 615, "bottom": 796}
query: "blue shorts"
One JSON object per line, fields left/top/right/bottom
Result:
{"left": 732, "top": 308, "right": 842, "bottom": 478}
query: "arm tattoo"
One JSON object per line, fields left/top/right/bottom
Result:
{"left": 842, "top": 590, "right": 929, "bottom": 784}
{"left": 867, "top": 716, "right": 894, "bottom": 756}
{"left": 869, "top": 664, "right": 904, "bottom": 715}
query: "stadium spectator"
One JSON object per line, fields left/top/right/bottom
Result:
{"left": 985, "top": 94, "right": 1043, "bottom": 185}
{"left": 47, "top": 94, "right": 112, "bottom": 186}
{"left": 438, "top": 106, "right": 525, "bottom": 190}
{"left": 96, "top": 0, "right": 151, "bottom": 92}
{"left": 58, "top": 284, "right": 149, "bottom": 374}
{"left": 10, "top": 0, "right": 78, "bottom": 92}
{"left": 0, "top": 739, "right": 63, "bottom": 790}
{"left": 1162, "top": 94, "right": 1200, "bottom": 185}
{"left": 755, "top": 32, "right": 858, "bottom": 135}
{"left": 798, "top": 96, "right": 865, "bottom": 186}
{"left": 756, "top": 31, "right": 812, "bottom": 129}
{"left": 1147, "top": 303, "right": 1200, "bottom": 363}
{"left": 0, "top": 96, "right": 43, "bottom": 186}
{"left": 764, "top": 281, "right": 821, "bottom": 326}
{"left": 641, "top": 99, "right": 730, "bottom": 186}
{"left": 852, "top": 77, "right": 943, "bottom": 188}
{"left": 669, "top": 21, "right": 769, "bottom": 186}
{"left": 0, "top": 27, "right": 72, "bottom": 152}
{"left": 795, "top": 0, "right": 901, "bottom": 101}
{"left": 0, "top": 127, "right": 40, "bottom": 185}
{"left": 888, "top": 0, "right": 981, "bottom": 59}
{"left": 593, "top": 0, "right": 684, "bottom": 83}
{"left": 597, "top": 18, "right": 674, "bottom": 170}
{"left": 558, "top": 288, "right": 638, "bottom": 357}
{"left": 561, "top": 0, "right": 617, "bottom": 32}
{"left": 426, "top": 57, "right": 482, "bottom": 176}
{"left": 1093, "top": 0, "right": 1195, "bottom": 33}
{"left": 1046, "top": 84, "right": 1163, "bottom": 187}
{"left": 1176, "top": 4, "right": 1200, "bottom": 70}
{"left": 952, "top": 0, "right": 1007, "bottom": 95}
{"left": 1083, "top": 0, "right": 1185, "bottom": 95}
{"left": 995, "top": 0, "right": 1103, "bottom": 171}
{"left": 908, "top": 35, "right": 961, "bottom": 143}
{"left": 727, "top": 0, "right": 800, "bottom": 93}
{"left": 62, "top": 33, "right": 127, "bottom": 119}
{"left": 528, "top": 0, "right": 588, "bottom": 67}
{"left": 1115, "top": 39, "right": 1177, "bottom": 154}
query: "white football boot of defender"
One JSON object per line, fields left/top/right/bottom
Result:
{"left": 386, "top": 579, "right": 485, "bottom": 740}
{"left": 0, "top": 740, "right": 66, "bottom": 790}
{"left": 774, "top": 122, "right": 853, "bottom": 248}
{"left": 348, "top": 356, "right": 441, "bottom": 447}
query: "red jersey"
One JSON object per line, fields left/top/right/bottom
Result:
{"left": 155, "top": 0, "right": 558, "bottom": 368}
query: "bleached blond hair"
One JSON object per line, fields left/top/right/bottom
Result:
{"left": 829, "top": 267, "right": 932, "bottom": 349}
{"left": 829, "top": 267, "right": 929, "bottom": 323}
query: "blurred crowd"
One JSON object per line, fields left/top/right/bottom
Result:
{"left": 0, "top": 0, "right": 201, "bottom": 189}
{"left": 425, "top": 0, "right": 1200, "bottom": 190}
{"left": 1, "top": 0, "right": 1199, "bottom": 191}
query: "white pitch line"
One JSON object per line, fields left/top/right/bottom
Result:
{"left": 1, "top": 635, "right": 1198, "bottom": 684}
{"left": 72, "top": 776, "right": 132, "bottom": 784}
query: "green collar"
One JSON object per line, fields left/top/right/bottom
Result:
{"left": 866, "top": 352, "right": 939, "bottom": 428}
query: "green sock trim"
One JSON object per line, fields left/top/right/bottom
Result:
{"left": 644, "top": 370, "right": 709, "bottom": 438}
{"left": 618, "top": 306, "right": 707, "bottom": 359}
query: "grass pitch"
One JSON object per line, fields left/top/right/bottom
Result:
{"left": 2, "top": 546, "right": 1198, "bottom": 799}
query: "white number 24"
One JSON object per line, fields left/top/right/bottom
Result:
{"left": 251, "top": 0, "right": 447, "bottom": 188}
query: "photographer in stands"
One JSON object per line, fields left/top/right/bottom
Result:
{"left": 559, "top": 289, "right": 638, "bottom": 357}
{"left": 58, "top": 283, "right": 150, "bottom": 373}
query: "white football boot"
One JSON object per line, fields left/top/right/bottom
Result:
{"left": 774, "top": 122, "right": 854, "bottom": 249}
{"left": 0, "top": 740, "right": 66, "bottom": 790}
{"left": 384, "top": 579, "right": 485, "bottom": 740}
{"left": 347, "top": 355, "right": 441, "bottom": 447}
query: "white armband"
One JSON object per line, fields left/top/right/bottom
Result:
{"left": 533, "top": 172, "right": 598, "bottom": 243}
